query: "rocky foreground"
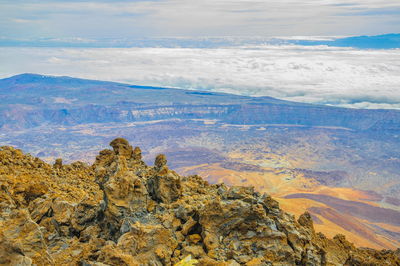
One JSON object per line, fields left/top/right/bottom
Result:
{"left": 0, "top": 138, "right": 399, "bottom": 265}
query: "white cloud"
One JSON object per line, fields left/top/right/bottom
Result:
{"left": 1, "top": 45, "right": 400, "bottom": 109}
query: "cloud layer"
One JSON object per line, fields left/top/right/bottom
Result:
{"left": 1, "top": 45, "right": 400, "bottom": 109}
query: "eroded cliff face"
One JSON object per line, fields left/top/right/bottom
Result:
{"left": 0, "top": 138, "right": 399, "bottom": 266}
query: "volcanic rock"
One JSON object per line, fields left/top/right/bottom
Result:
{"left": 0, "top": 138, "right": 399, "bottom": 265}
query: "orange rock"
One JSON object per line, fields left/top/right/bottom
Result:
{"left": 245, "top": 257, "right": 264, "bottom": 266}
{"left": 188, "top": 234, "right": 202, "bottom": 244}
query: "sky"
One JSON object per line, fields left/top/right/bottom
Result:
{"left": 1, "top": 0, "right": 400, "bottom": 39}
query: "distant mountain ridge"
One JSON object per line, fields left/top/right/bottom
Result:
{"left": 1, "top": 34, "right": 399, "bottom": 49}
{"left": 1, "top": 73, "right": 400, "bottom": 131}
{"left": 295, "top": 33, "right": 400, "bottom": 49}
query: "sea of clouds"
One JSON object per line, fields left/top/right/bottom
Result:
{"left": 1, "top": 45, "right": 400, "bottom": 109}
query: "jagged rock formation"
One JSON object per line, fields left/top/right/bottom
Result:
{"left": 0, "top": 139, "right": 399, "bottom": 265}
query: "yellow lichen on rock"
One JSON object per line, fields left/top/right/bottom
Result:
{"left": 174, "top": 255, "right": 199, "bottom": 266}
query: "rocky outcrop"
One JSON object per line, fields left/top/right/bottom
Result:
{"left": 148, "top": 154, "right": 182, "bottom": 204}
{"left": 0, "top": 139, "right": 399, "bottom": 265}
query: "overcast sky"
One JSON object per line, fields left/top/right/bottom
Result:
{"left": 1, "top": 0, "right": 400, "bottom": 39}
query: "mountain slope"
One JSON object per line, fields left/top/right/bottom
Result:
{"left": 1, "top": 73, "right": 400, "bottom": 131}
{"left": 0, "top": 139, "right": 399, "bottom": 265}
